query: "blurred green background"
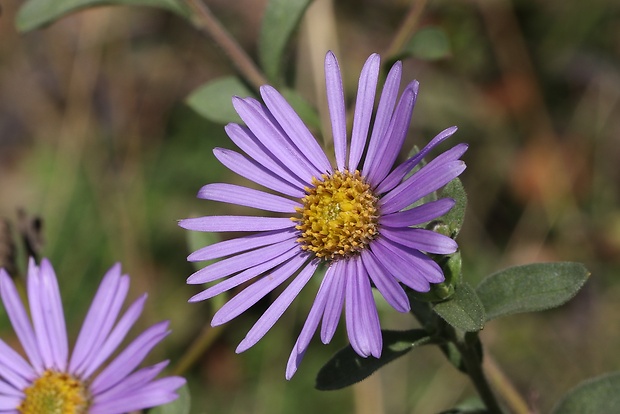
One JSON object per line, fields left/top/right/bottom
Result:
{"left": 1, "top": 0, "right": 619, "bottom": 413}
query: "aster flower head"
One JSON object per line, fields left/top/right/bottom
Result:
{"left": 0, "top": 258, "right": 185, "bottom": 413}
{"left": 180, "top": 51, "right": 467, "bottom": 379}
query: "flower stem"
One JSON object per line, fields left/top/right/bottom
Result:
{"left": 184, "top": 0, "right": 269, "bottom": 90}
{"left": 384, "top": 0, "right": 429, "bottom": 58}
{"left": 456, "top": 333, "right": 505, "bottom": 414}
{"left": 172, "top": 324, "right": 225, "bottom": 376}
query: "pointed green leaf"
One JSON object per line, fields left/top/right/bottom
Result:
{"left": 316, "top": 329, "right": 434, "bottom": 390}
{"left": 433, "top": 282, "right": 485, "bottom": 332}
{"left": 16, "top": 0, "right": 190, "bottom": 32}
{"left": 149, "top": 382, "right": 191, "bottom": 414}
{"left": 186, "top": 77, "right": 254, "bottom": 125}
{"left": 439, "top": 177, "right": 467, "bottom": 237}
{"left": 476, "top": 262, "right": 590, "bottom": 321}
{"left": 258, "top": 0, "right": 312, "bottom": 82}
{"left": 551, "top": 372, "right": 620, "bottom": 414}
{"left": 403, "top": 26, "right": 452, "bottom": 61}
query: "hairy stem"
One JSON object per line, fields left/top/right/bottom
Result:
{"left": 184, "top": 0, "right": 269, "bottom": 90}
{"left": 457, "top": 333, "right": 505, "bottom": 414}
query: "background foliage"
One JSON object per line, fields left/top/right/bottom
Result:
{"left": 1, "top": 0, "right": 619, "bottom": 413}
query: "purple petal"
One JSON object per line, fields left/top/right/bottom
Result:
{"left": 375, "top": 126, "right": 458, "bottom": 194}
{"left": 0, "top": 395, "right": 22, "bottom": 410}
{"left": 230, "top": 100, "right": 317, "bottom": 181}
{"left": 93, "top": 361, "right": 168, "bottom": 402}
{"left": 381, "top": 227, "right": 458, "bottom": 254}
{"left": 362, "top": 61, "right": 402, "bottom": 176}
{"left": 90, "top": 321, "right": 170, "bottom": 395}
{"left": 0, "top": 340, "right": 35, "bottom": 390}
{"left": 38, "top": 259, "right": 68, "bottom": 371}
{"left": 345, "top": 259, "right": 382, "bottom": 358}
{"left": 197, "top": 183, "right": 300, "bottom": 213}
{"left": 379, "top": 159, "right": 466, "bottom": 215}
{"left": 27, "top": 260, "right": 54, "bottom": 369}
{"left": 377, "top": 237, "right": 444, "bottom": 284}
{"left": 320, "top": 260, "right": 346, "bottom": 344}
{"left": 236, "top": 260, "right": 319, "bottom": 353}
{"left": 0, "top": 268, "right": 43, "bottom": 373}
{"left": 370, "top": 238, "right": 431, "bottom": 292}
{"left": 285, "top": 272, "right": 332, "bottom": 379}
{"left": 260, "top": 85, "right": 333, "bottom": 173}
{"left": 360, "top": 249, "right": 410, "bottom": 312}
{"left": 189, "top": 246, "right": 299, "bottom": 302}
{"left": 348, "top": 54, "right": 380, "bottom": 171}
{"left": 324, "top": 51, "right": 347, "bottom": 170}
{"left": 0, "top": 378, "right": 22, "bottom": 397}
{"left": 379, "top": 198, "right": 455, "bottom": 227}
{"left": 178, "top": 216, "right": 294, "bottom": 232}
{"left": 187, "top": 239, "right": 297, "bottom": 284}
{"left": 188, "top": 228, "right": 296, "bottom": 262}
{"left": 366, "top": 81, "right": 419, "bottom": 186}
{"left": 213, "top": 148, "right": 304, "bottom": 198}
{"left": 70, "top": 266, "right": 129, "bottom": 376}
{"left": 211, "top": 253, "right": 309, "bottom": 326}
{"left": 79, "top": 295, "right": 147, "bottom": 379}
{"left": 224, "top": 123, "right": 307, "bottom": 188}
{"left": 91, "top": 377, "right": 185, "bottom": 414}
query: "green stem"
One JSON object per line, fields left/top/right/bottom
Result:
{"left": 184, "top": 0, "right": 269, "bottom": 90}
{"left": 456, "top": 333, "right": 504, "bottom": 414}
{"left": 384, "top": 0, "right": 429, "bottom": 58}
{"left": 172, "top": 325, "right": 224, "bottom": 376}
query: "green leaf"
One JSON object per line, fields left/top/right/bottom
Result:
{"left": 551, "top": 372, "right": 620, "bottom": 414}
{"left": 439, "top": 177, "right": 467, "bottom": 237}
{"left": 16, "top": 0, "right": 190, "bottom": 32}
{"left": 186, "top": 77, "right": 254, "bottom": 125}
{"left": 433, "top": 282, "right": 485, "bottom": 332}
{"left": 149, "top": 382, "right": 191, "bottom": 414}
{"left": 316, "top": 329, "right": 434, "bottom": 390}
{"left": 258, "top": 0, "right": 312, "bottom": 82}
{"left": 403, "top": 26, "right": 452, "bottom": 61}
{"left": 440, "top": 397, "right": 487, "bottom": 413}
{"left": 476, "top": 262, "right": 590, "bottom": 322}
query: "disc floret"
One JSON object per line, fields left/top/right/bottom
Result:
{"left": 293, "top": 170, "right": 379, "bottom": 260}
{"left": 19, "top": 370, "right": 89, "bottom": 414}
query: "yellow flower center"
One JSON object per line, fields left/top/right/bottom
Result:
{"left": 19, "top": 370, "right": 89, "bottom": 414}
{"left": 292, "top": 170, "right": 379, "bottom": 260}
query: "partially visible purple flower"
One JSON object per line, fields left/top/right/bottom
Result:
{"left": 0, "top": 258, "right": 185, "bottom": 413}
{"left": 180, "top": 51, "right": 466, "bottom": 379}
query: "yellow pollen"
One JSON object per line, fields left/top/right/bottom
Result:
{"left": 292, "top": 170, "right": 379, "bottom": 260}
{"left": 19, "top": 370, "right": 89, "bottom": 414}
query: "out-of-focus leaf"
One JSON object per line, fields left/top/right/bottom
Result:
{"left": 259, "top": 0, "right": 312, "bottom": 82}
{"left": 186, "top": 77, "right": 254, "bottom": 125}
{"left": 402, "top": 26, "right": 451, "bottom": 61}
{"left": 440, "top": 397, "right": 487, "bottom": 413}
{"left": 433, "top": 283, "right": 485, "bottom": 332}
{"left": 16, "top": 0, "right": 190, "bottom": 32}
{"left": 551, "top": 372, "right": 620, "bottom": 414}
{"left": 476, "top": 262, "right": 590, "bottom": 321}
{"left": 439, "top": 177, "right": 467, "bottom": 237}
{"left": 149, "top": 382, "right": 191, "bottom": 414}
{"left": 316, "top": 329, "right": 434, "bottom": 390}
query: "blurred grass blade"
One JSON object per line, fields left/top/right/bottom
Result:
{"left": 551, "top": 372, "right": 620, "bottom": 414}
{"left": 316, "top": 329, "right": 433, "bottom": 390}
{"left": 433, "top": 282, "right": 485, "bottom": 332}
{"left": 476, "top": 262, "right": 590, "bottom": 322}
{"left": 149, "top": 382, "right": 191, "bottom": 414}
{"left": 186, "top": 76, "right": 254, "bottom": 125}
{"left": 259, "top": 0, "right": 312, "bottom": 82}
{"left": 16, "top": 0, "right": 190, "bottom": 32}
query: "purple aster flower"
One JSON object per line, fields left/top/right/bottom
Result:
{"left": 180, "top": 51, "right": 467, "bottom": 379}
{"left": 0, "top": 258, "right": 185, "bottom": 413}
